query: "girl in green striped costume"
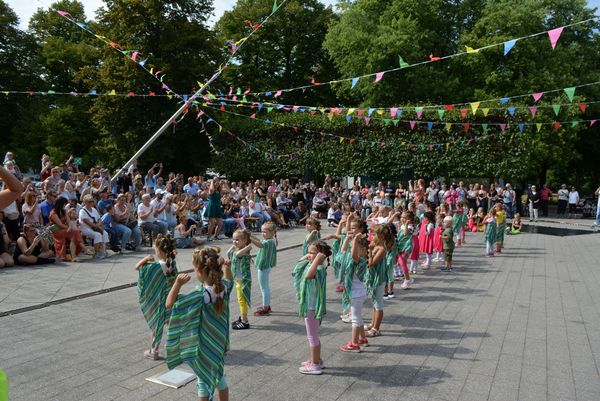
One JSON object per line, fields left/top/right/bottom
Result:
{"left": 135, "top": 234, "right": 178, "bottom": 360}
{"left": 292, "top": 240, "right": 331, "bottom": 375}
{"left": 302, "top": 217, "right": 321, "bottom": 255}
{"left": 365, "top": 224, "right": 392, "bottom": 337}
{"left": 484, "top": 208, "right": 497, "bottom": 257}
{"left": 165, "top": 246, "right": 233, "bottom": 401}
{"left": 494, "top": 203, "right": 506, "bottom": 254}
{"left": 250, "top": 222, "right": 277, "bottom": 316}
{"left": 227, "top": 229, "right": 253, "bottom": 330}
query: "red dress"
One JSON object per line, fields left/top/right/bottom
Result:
{"left": 432, "top": 224, "right": 444, "bottom": 252}
{"left": 418, "top": 221, "right": 434, "bottom": 254}
{"left": 50, "top": 210, "right": 85, "bottom": 260}
{"left": 409, "top": 232, "right": 420, "bottom": 260}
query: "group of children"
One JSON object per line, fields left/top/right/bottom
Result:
{"left": 133, "top": 197, "right": 515, "bottom": 397}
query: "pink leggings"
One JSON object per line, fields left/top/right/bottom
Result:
{"left": 304, "top": 310, "right": 320, "bottom": 347}
{"left": 397, "top": 252, "right": 409, "bottom": 274}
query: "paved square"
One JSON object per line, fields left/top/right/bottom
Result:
{"left": 1, "top": 223, "right": 600, "bottom": 401}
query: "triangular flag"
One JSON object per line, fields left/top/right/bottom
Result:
{"left": 109, "top": 89, "right": 116, "bottom": 96}
{"left": 346, "top": 116, "right": 352, "bottom": 123}
{"left": 529, "top": 106, "right": 537, "bottom": 118}
{"left": 590, "top": 120, "right": 596, "bottom": 126}
{"left": 503, "top": 39, "right": 517, "bottom": 56}
{"left": 437, "top": 109, "right": 445, "bottom": 119}
{"left": 409, "top": 121, "right": 416, "bottom": 130}
{"left": 250, "top": 113, "right": 256, "bottom": 119}
{"left": 376, "top": 109, "right": 385, "bottom": 116}
{"left": 463, "top": 123, "right": 470, "bottom": 133}
{"left": 357, "top": 109, "right": 364, "bottom": 117}
{"left": 364, "top": 117, "right": 371, "bottom": 125}
{"left": 427, "top": 122, "right": 434, "bottom": 131}
{"left": 465, "top": 46, "right": 479, "bottom": 53}
{"left": 272, "top": 0, "right": 278, "bottom": 13}
{"left": 443, "top": 104, "right": 455, "bottom": 111}
{"left": 460, "top": 109, "right": 468, "bottom": 119}
{"left": 368, "top": 108, "right": 376, "bottom": 117}
{"left": 552, "top": 104, "right": 561, "bottom": 116}
{"left": 507, "top": 107, "right": 516, "bottom": 116}
{"left": 274, "top": 90, "right": 282, "bottom": 98}
{"left": 579, "top": 103, "right": 587, "bottom": 113}
{"left": 570, "top": 120, "right": 579, "bottom": 127}
{"left": 375, "top": 72, "right": 385, "bottom": 82}
{"left": 445, "top": 123, "right": 452, "bottom": 132}
{"left": 399, "top": 56, "right": 410, "bottom": 68}
{"left": 518, "top": 123, "right": 525, "bottom": 132}
{"left": 553, "top": 122, "right": 561, "bottom": 130}
{"left": 548, "top": 27, "right": 564, "bottom": 50}
{"left": 347, "top": 108, "right": 356, "bottom": 116}
{"left": 499, "top": 123, "right": 506, "bottom": 132}
{"left": 390, "top": 108, "right": 398, "bottom": 117}
{"left": 482, "top": 123, "right": 488, "bottom": 134}
{"left": 351, "top": 77, "right": 360, "bottom": 89}
{"left": 470, "top": 102, "right": 480, "bottom": 115}
{"left": 415, "top": 107, "right": 423, "bottom": 119}
{"left": 532, "top": 92, "right": 544, "bottom": 102}
{"left": 500, "top": 97, "right": 510, "bottom": 104}
{"left": 536, "top": 123, "right": 542, "bottom": 132}
{"left": 564, "top": 87, "right": 576, "bottom": 102}
{"left": 481, "top": 108, "right": 490, "bottom": 117}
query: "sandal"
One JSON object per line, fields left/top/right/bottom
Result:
{"left": 363, "top": 324, "right": 373, "bottom": 331}
{"left": 365, "top": 328, "right": 381, "bottom": 337}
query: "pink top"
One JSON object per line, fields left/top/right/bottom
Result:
{"left": 22, "top": 203, "right": 41, "bottom": 225}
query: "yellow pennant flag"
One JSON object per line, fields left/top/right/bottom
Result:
{"left": 167, "top": 95, "right": 172, "bottom": 100}
{"left": 219, "top": 125, "right": 223, "bottom": 132}
{"left": 340, "top": 137, "right": 344, "bottom": 144}
{"left": 481, "top": 108, "right": 490, "bottom": 117}
{"left": 376, "top": 109, "right": 385, "bottom": 116}
{"left": 319, "top": 108, "right": 326, "bottom": 114}
{"left": 347, "top": 108, "right": 356, "bottom": 116}
{"left": 327, "top": 113, "right": 334, "bottom": 120}
{"left": 465, "top": 46, "right": 479, "bottom": 53}
{"left": 446, "top": 143, "right": 450, "bottom": 150}
{"left": 470, "top": 102, "right": 480, "bottom": 115}
{"left": 445, "top": 123, "right": 452, "bottom": 132}
{"left": 109, "top": 89, "right": 116, "bottom": 96}
{"left": 536, "top": 123, "right": 542, "bottom": 132}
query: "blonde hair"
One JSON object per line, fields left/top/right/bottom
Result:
{"left": 192, "top": 246, "right": 226, "bottom": 315}
{"left": 233, "top": 229, "right": 251, "bottom": 247}
{"left": 262, "top": 221, "right": 277, "bottom": 234}
{"left": 372, "top": 224, "right": 394, "bottom": 248}
{"left": 306, "top": 217, "right": 321, "bottom": 231}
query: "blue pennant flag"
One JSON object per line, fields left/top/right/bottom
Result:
{"left": 351, "top": 77, "right": 360, "bottom": 89}
{"left": 518, "top": 123, "right": 525, "bottom": 132}
{"left": 503, "top": 39, "right": 517, "bottom": 56}
{"left": 500, "top": 97, "right": 509, "bottom": 104}
{"left": 507, "top": 107, "right": 516, "bottom": 116}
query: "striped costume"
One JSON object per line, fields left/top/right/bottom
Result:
{"left": 302, "top": 231, "right": 320, "bottom": 256}
{"left": 495, "top": 211, "right": 505, "bottom": 245}
{"left": 228, "top": 248, "right": 252, "bottom": 308}
{"left": 254, "top": 239, "right": 277, "bottom": 270}
{"left": 166, "top": 280, "right": 234, "bottom": 399}
{"left": 137, "top": 261, "right": 177, "bottom": 350}
{"left": 384, "top": 245, "right": 398, "bottom": 284}
{"left": 292, "top": 259, "right": 327, "bottom": 320}
{"left": 365, "top": 257, "right": 386, "bottom": 297}
{"left": 341, "top": 251, "right": 367, "bottom": 306}
{"left": 484, "top": 217, "right": 497, "bottom": 244}
{"left": 331, "top": 230, "right": 347, "bottom": 282}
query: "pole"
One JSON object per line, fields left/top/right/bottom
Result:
{"left": 112, "top": 71, "right": 220, "bottom": 182}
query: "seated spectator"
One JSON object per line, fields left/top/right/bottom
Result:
{"left": 173, "top": 215, "right": 205, "bottom": 248}
{"left": 101, "top": 204, "right": 122, "bottom": 253}
{"left": 22, "top": 191, "right": 43, "bottom": 227}
{"left": 164, "top": 194, "right": 178, "bottom": 230}
{"left": 14, "top": 224, "right": 55, "bottom": 265}
{"left": 327, "top": 203, "right": 340, "bottom": 227}
{"left": 295, "top": 201, "right": 309, "bottom": 225}
{"left": 39, "top": 191, "right": 56, "bottom": 225}
{"left": 138, "top": 193, "right": 162, "bottom": 236}
{"left": 96, "top": 188, "right": 113, "bottom": 214}
{"left": 114, "top": 194, "right": 142, "bottom": 251}
{"left": 79, "top": 194, "right": 110, "bottom": 259}
{"left": 49, "top": 197, "right": 85, "bottom": 262}
{"left": 0, "top": 217, "right": 15, "bottom": 268}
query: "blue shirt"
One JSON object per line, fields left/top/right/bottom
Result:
{"left": 97, "top": 199, "right": 113, "bottom": 214}
{"left": 101, "top": 213, "right": 115, "bottom": 230}
{"left": 40, "top": 200, "right": 53, "bottom": 225}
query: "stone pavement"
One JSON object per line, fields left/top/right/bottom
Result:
{"left": 1, "top": 221, "right": 600, "bottom": 401}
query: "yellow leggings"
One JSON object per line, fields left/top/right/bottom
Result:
{"left": 236, "top": 281, "right": 248, "bottom": 316}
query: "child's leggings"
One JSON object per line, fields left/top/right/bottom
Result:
{"left": 305, "top": 310, "right": 320, "bottom": 346}
{"left": 398, "top": 252, "right": 409, "bottom": 274}
{"left": 257, "top": 268, "right": 271, "bottom": 306}
{"left": 485, "top": 241, "right": 494, "bottom": 255}
{"left": 236, "top": 280, "right": 249, "bottom": 316}
{"left": 351, "top": 296, "right": 366, "bottom": 327}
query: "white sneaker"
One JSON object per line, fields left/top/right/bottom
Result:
{"left": 387, "top": 292, "right": 395, "bottom": 299}
{"left": 341, "top": 314, "right": 352, "bottom": 324}
{"left": 216, "top": 234, "right": 227, "bottom": 240}
{"left": 401, "top": 278, "right": 414, "bottom": 289}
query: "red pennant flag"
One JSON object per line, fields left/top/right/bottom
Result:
{"left": 149, "top": 92, "right": 156, "bottom": 96}
{"left": 244, "top": 88, "right": 251, "bottom": 94}
{"left": 310, "top": 111, "right": 317, "bottom": 116}
{"left": 463, "top": 123, "right": 470, "bottom": 133}
{"left": 460, "top": 109, "right": 468, "bottom": 119}
{"left": 429, "top": 53, "right": 441, "bottom": 61}
{"left": 250, "top": 114, "right": 256, "bottom": 119}
{"left": 127, "top": 91, "right": 135, "bottom": 97}
{"left": 443, "top": 105, "right": 455, "bottom": 111}
{"left": 357, "top": 109, "right": 365, "bottom": 118}
{"left": 220, "top": 104, "right": 225, "bottom": 111}
{"left": 310, "top": 77, "right": 321, "bottom": 86}
{"left": 579, "top": 103, "right": 587, "bottom": 113}
{"left": 553, "top": 122, "right": 561, "bottom": 130}
{"left": 244, "top": 20, "right": 260, "bottom": 31}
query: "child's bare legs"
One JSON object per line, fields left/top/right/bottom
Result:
{"left": 372, "top": 309, "right": 384, "bottom": 331}
{"left": 199, "top": 388, "right": 229, "bottom": 401}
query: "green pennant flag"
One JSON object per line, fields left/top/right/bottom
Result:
{"left": 552, "top": 104, "right": 561, "bottom": 116}
{"left": 571, "top": 120, "right": 579, "bottom": 127}
{"left": 564, "top": 87, "right": 576, "bottom": 102}
{"left": 267, "top": 107, "right": 273, "bottom": 113}
{"left": 392, "top": 120, "right": 399, "bottom": 126}
{"left": 437, "top": 109, "right": 445, "bottom": 120}
{"left": 236, "top": 87, "right": 241, "bottom": 95}
{"left": 383, "top": 119, "right": 391, "bottom": 126}
{"left": 273, "top": 0, "right": 278, "bottom": 13}
{"left": 47, "top": 90, "right": 56, "bottom": 94}
{"left": 242, "top": 96, "right": 247, "bottom": 102}
{"left": 482, "top": 123, "right": 488, "bottom": 134}
{"left": 399, "top": 56, "right": 410, "bottom": 69}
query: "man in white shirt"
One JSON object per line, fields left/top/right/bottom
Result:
{"left": 79, "top": 194, "right": 110, "bottom": 258}
{"left": 568, "top": 187, "right": 580, "bottom": 218}
{"left": 183, "top": 177, "right": 200, "bottom": 197}
{"left": 426, "top": 182, "right": 439, "bottom": 206}
{"left": 150, "top": 189, "right": 169, "bottom": 235}
{"left": 138, "top": 193, "right": 162, "bottom": 236}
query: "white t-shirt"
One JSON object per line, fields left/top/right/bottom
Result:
{"left": 138, "top": 203, "right": 155, "bottom": 225}
{"left": 426, "top": 187, "right": 438, "bottom": 203}
{"left": 568, "top": 191, "right": 579, "bottom": 204}
{"left": 558, "top": 189, "right": 569, "bottom": 201}
{"left": 327, "top": 208, "right": 336, "bottom": 220}
{"left": 150, "top": 198, "right": 166, "bottom": 221}
{"left": 79, "top": 206, "right": 101, "bottom": 226}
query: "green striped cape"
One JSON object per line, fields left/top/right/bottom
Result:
{"left": 396, "top": 226, "right": 413, "bottom": 254}
{"left": 302, "top": 231, "right": 320, "bottom": 255}
{"left": 292, "top": 259, "right": 327, "bottom": 320}
{"left": 384, "top": 247, "right": 398, "bottom": 283}
{"left": 166, "top": 280, "right": 234, "bottom": 400}
{"left": 228, "top": 248, "right": 252, "bottom": 307}
{"left": 137, "top": 261, "right": 177, "bottom": 349}
{"left": 366, "top": 257, "right": 386, "bottom": 296}
{"left": 254, "top": 238, "right": 277, "bottom": 270}
{"left": 484, "top": 218, "right": 497, "bottom": 243}
{"left": 452, "top": 211, "right": 466, "bottom": 233}
{"left": 341, "top": 251, "right": 367, "bottom": 311}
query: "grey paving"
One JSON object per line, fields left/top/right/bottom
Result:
{"left": 1, "top": 222, "right": 600, "bottom": 400}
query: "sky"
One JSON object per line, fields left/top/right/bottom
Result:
{"left": 6, "top": 0, "right": 337, "bottom": 29}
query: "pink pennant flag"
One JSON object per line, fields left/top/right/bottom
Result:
{"left": 409, "top": 121, "right": 416, "bottom": 130}
{"left": 232, "top": 95, "right": 237, "bottom": 101}
{"left": 499, "top": 123, "right": 506, "bottom": 132}
{"left": 250, "top": 114, "right": 256, "bottom": 119}
{"left": 364, "top": 117, "right": 371, "bottom": 125}
{"left": 590, "top": 120, "right": 597, "bottom": 127}
{"left": 127, "top": 91, "right": 135, "bottom": 97}
{"left": 579, "top": 103, "right": 587, "bottom": 113}
{"left": 56, "top": 10, "right": 71, "bottom": 17}
{"left": 548, "top": 27, "right": 564, "bottom": 49}
{"left": 529, "top": 106, "right": 538, "bottom": 117}
{"left": 274, "top": 90, "right": 282, "bottom": 98}
{"left": 532, "top": 92, "right": 544, "bottom": 102}
{"left": 416, "top": 111, "right": 423, "bottom": 119}
{"left": 460, "top": 109, "right": 468, "bottom": 119}
{"left": 292, "top": 106, "right": 300, "bottom": 112}
{"left": 390, "top": 108, "right": 398, "bottom": 117}
{"left": 244, "top": 88, "right": 251, "bottom": 94}
{"left": 131, "top": 51, "right": 139, "bottom": 61}
{"left": 228, "top": 87, "right": 233, "bottom": 96}
{"left": 375, "top": 72, "right": 385, "bottom": 82}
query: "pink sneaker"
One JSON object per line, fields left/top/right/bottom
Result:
{"left": 357, "top": 338, "right": 369, "bottom": 347}
{"left": 301, "top": 359, "right": 324, "bottom": 369}
{"left": 340, "top": 341, "right": 361, "bottom": 353}
{"left": 299, "top": 363, "right": 323, "bottom": 375}
{"left": 401, "top": 278, "right": 413, "bottom": 289}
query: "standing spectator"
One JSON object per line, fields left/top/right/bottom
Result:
{"left": 144, "top": 163, "right": 163, "bottom": 195}
{"left": 593, "top": 185, "right": 600, "bottom": 230}
{"left": 568, "top": 186, "right": 580, "bottom": 219}
{"left": 502, "top": 184, "right": 515, "bottom": 219}
{"left": 0, "top": 215, "right": 15, "bottom": 268}
{"left": 426, "top": 181, "right": 439, "bottom": 206}
{"left": 528, "top": 185, "right": 540, "bottom": 222}
{"left": 557, "top": 184, "right": 569, "bottom": 215}
{"left": 3, "top": 152, "right": 23, "bottom": 179}
{"left": 539, "top": 184, "right": 552, "bottom": 217}
{"left": 466, "top": 184, "right": 477, "bottom": 211}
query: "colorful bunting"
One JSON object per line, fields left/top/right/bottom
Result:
{"left": 503, "top": 39, "right": 517, "bottom": 56}
{"left": 470, "top": 102, "right": 480, "bottom": 115}
{"left": 399, "top": 56, "right": 410, "bottom": 68}
{"left": 548, "top": 27, "right": 564, "bottom": 49}
{"left": 375, "top": 72, "right": 385, "bottom": 82}
{"left": 351, "top": 77, "right": 360, "bottom": 89}
{"left": 552, "top": 104, "right": 561, "bottom": 116}
{"left": 564, "top": 87, "right": 576, "bottom": 102}
{"left": 529, "top": 106, "right": 537, "bottom": 117}
{"left": 532, "top": 92, "right": 544, "bottom": 102}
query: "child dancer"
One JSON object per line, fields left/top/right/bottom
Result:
{"left": 339, "top": 233, "right": 370, "bottom": 352}
{"left": 228, "top": 229, "right": 253, "bottom": 329}
{"left": 250, "top": 222, "right": 277, "bottom": 316}
{"left": 303, "top": 217, "right": 321, "bottom": 255}
{"left": 454, "top": 200, "right": 467, "bottom": 245}
{"left": 136, "top": 234, "right": 178, "bottom": 360}
{"left": 476, "top": 207, "right": 486, "bottom": 232}
{"left": 166, "top": 246, "right": 233, "bottom": 401}
{"left": 418, "top": 211, "right": 435, "bottom": 269}
{"left": 408, "top": 206, "right": 420, "bottom": 274}
{"left": 484, "top": 208, "right": 497, "bottom": 257}
{"left": 432, "top": 213, "right": 445, "bottom": 262}
{"left": 328, "top": 213, "right": 349, "bottom": 293}
{"left": 440, "top": 216, "right": 454, "bottom": 272}
{"left": 293, "top": 240, "right": 331, "bottom": 375}
{"left": 396, "top": 211, "right": 414, "bottom": 289}
{"left": 364, "top": 224, "right": 392, "bottom": 337}
{"left": 384, "top": 223, "right": 398, "bottom": 299}
{"left": 495, "top": 203, "right": 506, "bottom": 254}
